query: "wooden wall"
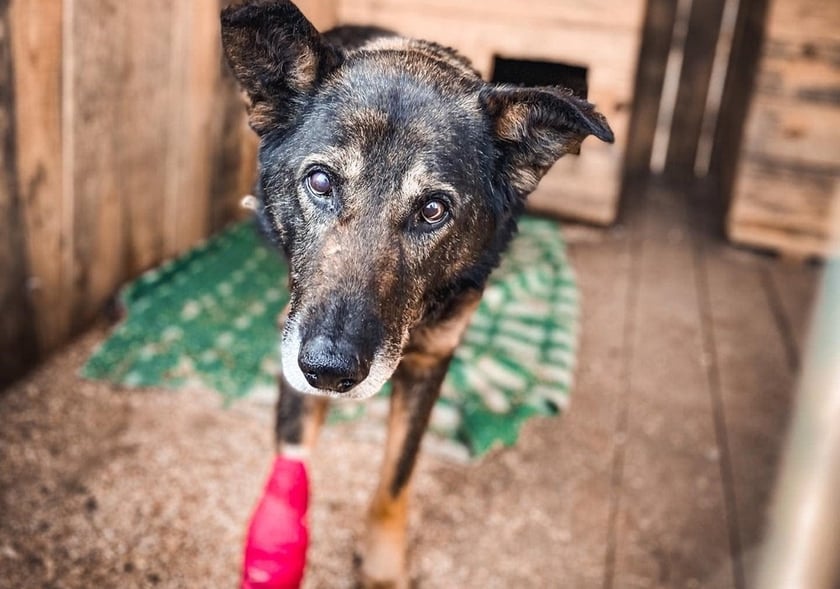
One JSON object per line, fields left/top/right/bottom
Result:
{"left": 727, "top": 0, "right": 840, "bottom": 258}
{"left": 0, "top": 0, "right": 257, "bottom": 387}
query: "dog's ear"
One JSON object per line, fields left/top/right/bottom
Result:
{"left": 480, "top": 85, "right": 614, "bottom": 195}
{"left": 221, "top": 0, "right": 343, "bottom": 134}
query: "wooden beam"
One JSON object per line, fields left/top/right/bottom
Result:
{"left": 622, "top": 0, "right": 679, "bottom": 183}
{"left": 664, "top": 0, "right": 727, "bottom": 181}
{"left": 709, "top": 0, "right": 770, "bottom": 208}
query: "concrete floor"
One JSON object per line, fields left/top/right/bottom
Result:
{"left": 0, "top": 185, "right": 820, "bottom": 588}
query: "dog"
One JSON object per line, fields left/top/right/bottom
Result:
{"left": 221, "top": 1, "right": 613, "bottom": 586}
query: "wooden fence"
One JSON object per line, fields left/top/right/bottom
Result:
{"left": 0, "top": 0, "right": 257, "bottom": 386}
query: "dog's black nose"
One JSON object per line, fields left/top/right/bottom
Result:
{"left": 298, "top": 335, "right": 371, "bottom": 393}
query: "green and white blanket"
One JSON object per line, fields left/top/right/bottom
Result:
{"left": 83, "top": 216, "right": 578, "bottom": 458}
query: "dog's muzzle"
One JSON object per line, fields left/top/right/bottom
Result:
{"left": 280, "top": 318, "right": 400, "bottom": 400}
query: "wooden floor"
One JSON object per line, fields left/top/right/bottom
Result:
{"left": 562, "top": 179, "right": 820, "bottom": 588}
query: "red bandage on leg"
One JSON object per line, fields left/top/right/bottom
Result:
{"left": 241, "top": 455, "right": 309, "bottom": 589}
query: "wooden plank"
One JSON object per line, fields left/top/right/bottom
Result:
{"left": 67, "top": 0, "right": 185, "bottom": 324}
{"left": 0, "top": 0, "right": 40, "bottom": 386}
{"left": 166, "top": 0, "right": 208, "bottom": 256}
{"left": 208, "top": 0, "right": 259, "bottom": 235}
{"left": 756, "top": 39, "right": 840, "bottom": 107}
{"left": 741, "top": 96, "right": 840, "bottom": 169}
{"left": 208, "top": 66, "right": 258, "bottom": 233}
{"left": 334, "top": 8, "right": 640, "bottom": 89}
{"left": 664, "top": 0, "right": 727, "bottom": 180}
{"left": 339, "top": 0, "right": 645, "bottom": 34}
{"left": 8, "top": 0, "right": 68, "bottom": 353}
{"left": 1, "top": 0, "right": 259, "bottom": 360}
{"left": 117, "top": 1, "right": 173, "bottom": 275}
{"left": 728, "top": 157, "right": 839, "bottom": 258}
{"left": 745, "top": 37, "right": 840, "bottom": 169}
{"left": 764, "top": 0, "right": 840, "bottom": 42}
{"left": 698, "top": 206, "right": 801, "bottom": 587}
{"left": 623, "top": 0, "right": 680, "bottom": 180}
{"left": 68, "top": 0, "right": 127, "bottom": 331}
{"left": 529, "top": 148, "right": 622, "bottom": 225}
{"left": 610, "top": 188, "right": 736, "bottom": 589}
{"left": 722, "top": 0, "right": 839, "bottom": 258}
{"left": 709, "top": 0, "right": 770, "bottom": 208}
{"left": 171, "top": 0, "right": 256, "bottom": 252}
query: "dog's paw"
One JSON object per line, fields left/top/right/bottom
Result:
{"left": 352, "top": 549, "right": 410, "bottom": 589}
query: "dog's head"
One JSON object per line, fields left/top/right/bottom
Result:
{"left": 222, "top": 1, "right": 613, "bottom": 399}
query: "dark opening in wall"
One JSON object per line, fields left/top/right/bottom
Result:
{"left": 491, "top": 56, "right": 589, "bottom": 99}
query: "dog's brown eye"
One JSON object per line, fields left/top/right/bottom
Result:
{"left": 420, "top": 199, "right": 448, "bottom": 225}
{"left": 306, "top": 170, "right": 332, "bottom": 196}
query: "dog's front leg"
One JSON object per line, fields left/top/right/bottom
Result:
{"left": 358, "top": 294, "right": 480, "bottom": 588}
{"left": 276, "top": 377, "right": 330, "bottom": 457}
{"left": 241, "top": 305, "right": 330, "bottom": 589}
{"left": 357, "top": 354, "right": 448, "bottom": 589}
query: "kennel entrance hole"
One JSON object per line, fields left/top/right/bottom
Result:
{"left": 491, "top": 56, "right": 589, "bottom": 98}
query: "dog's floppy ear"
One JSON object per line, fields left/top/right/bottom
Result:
{"left": 480, "top": 85, "right": 614, "bottom": 195}
{"left": 221, "top": 0, "right": 343, "bottom": 134}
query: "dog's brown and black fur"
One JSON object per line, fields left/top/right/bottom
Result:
{"left": 221, "top": 2, "right": 613, "bottom": 586}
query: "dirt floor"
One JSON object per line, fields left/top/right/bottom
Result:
{"left": 0, "top": 326, "right": 599, "bottom": 589}
{"left": 0, "top": 187, "right": 820, "bottom": 589}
